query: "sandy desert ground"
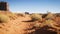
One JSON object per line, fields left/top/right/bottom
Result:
{"left": 0, "top": 11, "right": 60, "bottom": 34}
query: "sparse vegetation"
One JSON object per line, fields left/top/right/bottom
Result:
{"left": 0, "top": 11, "right": 60, "bottom": 34}
{"left": 42, "top": 19, "right": 55, "bottom": 27}
{"left": 16, "top": 13, "right": 25, "bottom": 17}
{"left": 0, "top": 14, "right": 9, "bottom": 23}
{"left": 6, "top": 13, "right": 17, "bottom": 20}
{"left": 34, "top": 22, "right": 41, "bottom": 28}
{"left": 30, "top": 13, "right": 42, "bottom": 21}
{"left": 45, "top": 12, "right": 55, "bottom": 20}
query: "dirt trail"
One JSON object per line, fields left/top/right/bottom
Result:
{"left": 0, "top": 16, "right": 35, "bottom": 34}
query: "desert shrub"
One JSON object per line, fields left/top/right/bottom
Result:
{"left": 41, "top": 19, "right": 60, "bottom": 29}
{"left": 0, "top": 14, "right": 9, "bottom": 23}
{"left": 33, "top": 19, "right": 55, "bottom": 28}
{"left": 6, "top": 13, "right": 17, "bottom": 20}
{"left": 45, "top": 12, "right": 55, "bottom": 20}
{"left": 43, "top": 19, "right": 55, "bottom": 26}
{"left": 34, "top": 22, "right": 41, "bottom": 28}
{"left": 16, "top": 13, "right": 24, "bottom": 17}
{"left": 46, "top": 19, "right": 60, "bottom": 29}
{"left": 30, "top": 13, "right": 42, "bottom": 21}
{"left": 34, "top": 19, "right": 54, "bottom": 28}
{"left": 34, "top": 19, "right": 55, "bottom": 28}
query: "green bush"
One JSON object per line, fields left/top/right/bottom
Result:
{"left": 0, "top": 14, "right": 9, "bottom": 23}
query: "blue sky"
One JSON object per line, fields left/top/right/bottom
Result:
{"left": 0, "top": 0, "right": 60, "bottom": 13}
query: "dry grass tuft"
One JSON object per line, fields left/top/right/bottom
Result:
{"left": 0, "top": 14, "right": 10, "bottom": 23}
{"left": 30, "top": 13, "right": 42, "bottom": 21}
